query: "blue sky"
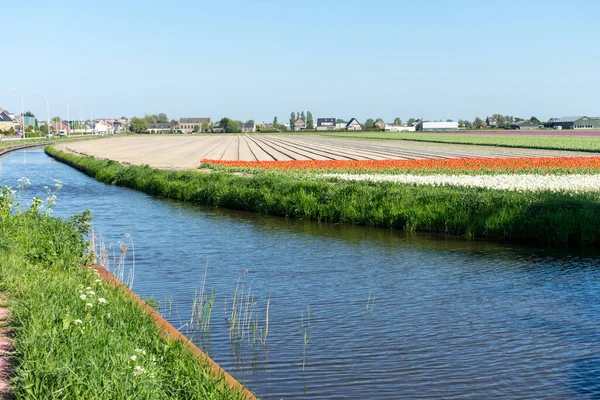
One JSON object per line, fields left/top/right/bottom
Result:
{"left": 2, "top": 0, "right": 599, "bottom": 123}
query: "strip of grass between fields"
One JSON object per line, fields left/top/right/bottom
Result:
{"left": 46, "top": 146, "right": 600, "bottom": 245}
{"left": 0, "top": 188, "right": 249, "bottom": 398}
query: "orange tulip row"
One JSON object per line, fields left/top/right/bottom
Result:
{"left": 201, "top": 157, "right": 600, "bottom": 173}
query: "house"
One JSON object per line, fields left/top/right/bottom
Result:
{"left": 293, "top": 119, "right": 306, "bottom": 131}
{"left": 51, "top": 120, "right": 71, "bottom": 134}
{"left": 552, "top": 116, "right": 600, "bottom": 130}
{"left": 415, "top": 121, "right": 459, "bottom": 131}
{"left": 486, "top": 115, "right": 498, "bottom": 127}
{"left": 241, "top": 122, "right": 256, "bottom": 133}
{"left": 385, "top": 124, "right": 415, "bottom": 132}
{"left": 0, "top": 109, "right": 16, "bottom": 132}
{"left": 147, "top": 122, "right": 175, "bottom": 133}
{"left": 345, "top": 118, "right": 362, "bottom": 131}
{"left": 374, "top": 119, "right": 385, "bottom": 130}
{"left": 509, "top": 120, "right": 540, "bottom": 130}
{"left": 316, "top": 118, "right": 336, "bottom": 131}
{"left": 94, "top": 120, "right": 114, "bottom": 135}
{"left": 335, "top": 122, "right": 346, "bottom": 130}
{"left": 179, "top": 117, "right": 212, "bottom": 133}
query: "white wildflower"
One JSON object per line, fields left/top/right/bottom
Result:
{"left": 98, "top": 298, "right": 107, "bottom": 304}
{"left": 87, "top": 291, "right": 95, "bottom": 296}
{"left": 79, "top": 294, "right": 87, "bottom": 300}
{"left": 134, "top": 348, "right": 146, "bottom": 355}
{"left": 131, "top": 355, "right": 137, "bottom": 362}
{"left": 86, "top": 286, "right": 92, "bottom": 290}
{"left": 85, "top": 303, "right": 93, "bottom": 308}
{"left": 74, "top": 319, "right": 83, "bottom": 325}
{"left": 95, "top": 279, "right": 101, "bottom": 283}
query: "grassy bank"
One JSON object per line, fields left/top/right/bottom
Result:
{"left": 0, "top": 186, "right": 249, "bottom": 398}
{"left": 46, "top": 146, "right": 600, "bottom": 245}
{"left": 318, "top": 132, "right": 600, "bottom": 152}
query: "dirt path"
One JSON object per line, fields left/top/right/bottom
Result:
{"left": 53, "top": 134, "right": 600, "bottom": 169}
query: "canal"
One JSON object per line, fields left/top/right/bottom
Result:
{"left": 2, "top": 148, "right": 600, "bottom": 399}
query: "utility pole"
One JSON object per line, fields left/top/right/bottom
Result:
{"left": 67, "top": 104, "right": 70, "bottom": 135}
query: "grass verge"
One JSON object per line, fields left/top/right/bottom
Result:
{"left": 46, "top": 146, "right": 600, "bottom": 245}
{"left": 318, "top": 131, "right": 600, "bottom": 152}
{"left": 0, "top": 187, "right": 250, "bottom": 399}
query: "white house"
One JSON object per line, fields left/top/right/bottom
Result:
{"left": 94, "top": 120, "right": 114, "bottom": 135}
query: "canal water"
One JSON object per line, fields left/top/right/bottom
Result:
{"left": 2, "top": 149, "right": 600, "bottom": 399}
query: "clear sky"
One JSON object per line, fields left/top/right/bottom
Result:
{"left": 2, "top": 0, "right": 599, "bottom": 123}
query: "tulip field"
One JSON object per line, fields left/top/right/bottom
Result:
{"left": 201, "top": 156, "right": 600, "bottom": 193}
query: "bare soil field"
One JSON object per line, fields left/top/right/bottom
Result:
{"left": 54, "top": 135, "right": 600, "bottom": 169}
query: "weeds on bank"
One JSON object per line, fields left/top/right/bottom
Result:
{"left": 0, "top": 180, "right": 249, "bottom": 399}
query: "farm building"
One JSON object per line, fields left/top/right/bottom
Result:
{"left": 179, "top": 117, "right": 211, "bottom": 133}
{"left": 509, "top": 120, "right": 540, "bottom": 130}
{"left": 552, "top": 116, "right": 600, "bottom": 130}
{"left": 316, "top": 118, "right": 336, "bottom": 131}
{"left": 147, "top": 123, "right": 175, "bottom": 133}
{"left": 415, "top": 121, "right": 459, "bottom": 131}
{"left": 385, "top": 125, "right": 415, "bottom": 132}
{"left": 374, "top": 119, "right": 385, "bottom": 130}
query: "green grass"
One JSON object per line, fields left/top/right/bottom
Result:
{"left": 0, "top": 188, "right": 249, "bottom": 399}
{"left": 46, "top": 146, "right": 600, "bottom": 245}
{"left": 317, "top": 131, "right": 600, "bottom": 152}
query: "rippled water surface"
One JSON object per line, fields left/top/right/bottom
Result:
{"left": 3, "top": 149, "right": 600, "bottom": 399}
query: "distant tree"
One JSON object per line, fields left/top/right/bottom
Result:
{"left": 157, "top": 113, "right": 169, "bottom": 123}
{"left": 514, "top": 117, "right": 524, "bottom": 122}
{"left": 464, "top": 120, "right": 473, "bottom": 129}
{"left": 407, "top": 118, "right": 416, "bottom": 126}
{"left": 289, "top": 112, "right": 296, "bottom": 128}
{"left": 40, "top": 124, "right": 49, "bottom": 134}
{"left": 120, "top": 116, "right": 128, "bottom": 121}
{"left": 273, "top": 116, "right": 279, "bottom": 129}
{"left": 336, "top": 118, "right": 347, "bottom": 124}
{"left": 129, "top": 117, "right": 149, "bottom": 133}
{"left": 278, "top": 124, "right": 288, "bottom": 132}
{"left": 446, "top": 119, "right": 454, "bottom": 122}
{"left": 51, "top": 116, "right": 61, "bottom": 122}
{"left": 219, "top": 117, "right": 243, "bottom": 133}
{"left": 530, "top": 116, "right": 541, "bottom": 125}
{"left": 192, "top": 124, "right": 200, "bottom": 133}
{"left": 300, "top": 111, "right": 306, "bottom": 123}
{"left": 393, "top": 117, "right": 402, "bottom": 125}
{"left": 247, "top": 119, "right": 255, "bottom": 124}
{"left": 473, "top": 117, "right": 486, "bottom": 129}
{"left": 201, "top": 122, "right": 210, "bottom": 132}
{"left": 24, "top": 111, "right": 35, "bottom": 117}
{"left": 144, "top": 114, "right": 157, "bottom": 123}
{"left": 364, "top": 119, "right": 375, "bottom": 129}
{"left": 306, "top": 111, "right": 314, "bottom": 129}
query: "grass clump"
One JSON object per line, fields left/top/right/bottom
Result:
{"left": 46, "top": 146, "right": 600, "bottom": 245}
{"left": 0, "top": 185, "right": 250, "bottom": 399}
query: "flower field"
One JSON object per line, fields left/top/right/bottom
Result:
{"left": 201, "top": 157, "right": 600, "bottom": 174}
{"left": 201, "top": 157, "right": 600, "bottom": 193}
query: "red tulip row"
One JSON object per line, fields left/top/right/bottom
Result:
{"left": 201, "top": 157, "right": 600, "bottom": 173}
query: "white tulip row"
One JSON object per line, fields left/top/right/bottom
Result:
{"left": 321, "top": 173, "right": 600, "bottom": 192}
